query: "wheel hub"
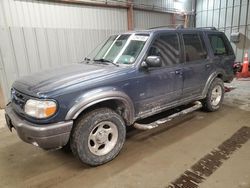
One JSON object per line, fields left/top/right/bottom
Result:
{"left": 88, "top": 121, "right": 118, "bottom": 156}
{"left": 211, "top": 85, "right": 222, "bottom": 106}
{"left": 96, "top": 130, "right": 108, "bottom": 144}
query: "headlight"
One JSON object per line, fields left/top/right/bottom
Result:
{"left": 24, "top": 99, "right": 57, "bottom": 118}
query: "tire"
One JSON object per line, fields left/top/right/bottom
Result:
{"left": 70, "top": 108, "right": 126, "bottom": 166}
{"left": 61, "top": 142, "right": 71, "bottom": 153}
{"left": 202, "top": 78, "right": 225, "bottom": 112}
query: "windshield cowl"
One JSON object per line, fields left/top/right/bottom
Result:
{"left": 93, "top": 58, "right": 119, "bottom": 67}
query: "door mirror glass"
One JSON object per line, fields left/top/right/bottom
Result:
{"left": 144, "top": 56, "right": 162, "bottom": 67}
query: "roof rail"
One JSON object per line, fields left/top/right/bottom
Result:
{"left": 196, "top": 27, "right": 217, "bottom": 30}
{"left": 149, "top": 24, "right": 185, "bottom": 30}
{"left": 148, "top": 25, "right": 173, "bottom": 29}
{"left": 176, "top": 24, "right": 184, "bottom": 29}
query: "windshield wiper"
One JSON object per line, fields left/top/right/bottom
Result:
{"left": 79, "top": 57, "right": 91, "bottom": 64}
{"left": 94, "top": 58, "right": 119, "bottom": 67}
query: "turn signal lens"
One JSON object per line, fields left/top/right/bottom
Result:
{"left": 24, "top": 99, "right": 57, "bottom": 118}
{"left": 45, "top": 106, "right": 57, "bottom": 117}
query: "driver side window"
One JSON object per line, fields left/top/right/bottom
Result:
{"left": 148, "top": 34, "right": 180, "bottom": 66}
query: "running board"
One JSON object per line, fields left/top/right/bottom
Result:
{"left": 133, "top": 101, "right": 202, "bottom": 130}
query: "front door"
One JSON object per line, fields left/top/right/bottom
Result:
{"left": 135, "top": 33, "right": 183, "bottom": 117}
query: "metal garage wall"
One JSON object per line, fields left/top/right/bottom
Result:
{"left": 134, "top": 0, "right": 192, "bottom": 12}
{"left": 196, "top": 0, "right": 250, "bottom": 62}
{"left": 133, "top": 0, "right": 189, "bottom": 29}
{"left": 134, "top": 10, "right": 172, "bottom": 29}
{"left": 0, "top": 0, "right": 127, "bottom": 107}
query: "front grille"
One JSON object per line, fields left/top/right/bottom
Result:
{"left": 11, "top": 88, "right": 27, "bottom": 109}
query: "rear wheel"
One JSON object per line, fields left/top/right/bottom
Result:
{"left": 202, "top": 78, "right": 225, "bottom": 112}
{"left": 70, "top": 108, "right": 126, "bottom": 166}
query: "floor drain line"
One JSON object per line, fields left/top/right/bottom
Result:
{"left": 167, "top": 126, "right": 250, "bottom": 188}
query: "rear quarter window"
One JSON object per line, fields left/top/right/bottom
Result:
{"left": 208, "top": 34, "right": 233, "bottom": 56}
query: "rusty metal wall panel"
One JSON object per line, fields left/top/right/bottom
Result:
{"left": 196, "top": 0, "right": 250, "bottom": 61}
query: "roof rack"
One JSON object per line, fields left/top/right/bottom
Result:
{"left": 176, "top": 24, "right": 184, "bottom": 29}
{"left": 148, "top": 26, "right": 218, "bottom": 31}
{"left": 196, "top": 27, "right": 217, "bottom": 30}
{"left": 149, "top": 24, "right": 185, "bottom": 30}
{"left": 148, "top": 25, "right": 173, "bottom": 30}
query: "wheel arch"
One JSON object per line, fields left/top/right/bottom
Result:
{"left": 65, "top": 88, "right": 135, "bottom": 125}
{"left": 202, "top": 71, "right": 225, "bottom": 98}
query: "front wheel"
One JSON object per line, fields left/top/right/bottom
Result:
{"left": 202, "top": 78, "right": 225, "bottom": 112}
{"left": 70, "top": 108, "right": 126, "bottom": 166}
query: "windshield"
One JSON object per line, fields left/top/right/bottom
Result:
{"left": 87, "top": 34, "right": 149, "bottom": 65}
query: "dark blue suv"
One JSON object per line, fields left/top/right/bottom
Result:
{"left": 5, "top": 27, "right": 235, "bottom": 166}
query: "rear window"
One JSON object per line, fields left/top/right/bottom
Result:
{"left": 183, "top": 34, "right": 207, "bottom": 62}
{"left": 208, "top": 34, "right": 231, "bottom": 56}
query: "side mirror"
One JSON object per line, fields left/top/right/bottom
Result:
{"left": 142, "top": 56, "right": 162, "bottom": 68}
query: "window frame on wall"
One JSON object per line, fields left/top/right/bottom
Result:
{"left": 146, "top": 32, "right": 181, "bottom": 67}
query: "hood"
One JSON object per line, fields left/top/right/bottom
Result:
{"left": 13, "top": 63, "right": 123, "bottom": 97}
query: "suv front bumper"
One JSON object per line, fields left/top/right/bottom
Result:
{"left": 5, "top": 104, "right": 73, "bottom": 150}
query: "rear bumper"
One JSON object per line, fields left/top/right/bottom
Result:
{"left": 5, "top": 104, "right": 73, "bottom": 150}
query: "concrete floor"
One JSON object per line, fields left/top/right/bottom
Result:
{"left": 0, "top": 79, "right": 250, "bottom": 188}
{"left": 0, "top": 109, "right": 5, "bottom": 129}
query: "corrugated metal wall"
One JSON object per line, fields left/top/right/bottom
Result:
{"left": 133, "top": 0, "right": 187, "bottom": 29}
{"left": 134, "top": 10, "right": 172, "bottom": 29}
{"left": 196, "top": 0, "right": 250, "bottom": 62}
{"left": 134, "top": 0, "right": 175, "bottom": 10}
{"left": 134, "top": 0, "right": 192, "bottom": 12}
{"left": 0, "top": 0, "right": 128, "bottom": 106}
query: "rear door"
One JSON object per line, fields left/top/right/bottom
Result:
{"left": 181, "top": 32, "right": 214, "bottom": 100}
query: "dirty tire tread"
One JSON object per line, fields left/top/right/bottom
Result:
{"left": 70, "top": 108, "right": 126, "bottom": 166}
{"left": 202, "top": 78, "right": 225, "bottom": 112}
{"left": 61, "top": 141, "right": 71, "bottom": 153}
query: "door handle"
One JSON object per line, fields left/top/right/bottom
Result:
{"left": 206, "top": 64, "right": 211, "bottom": 68}
{"left": 175, "top": 69, "right": 182, "bottom": 75}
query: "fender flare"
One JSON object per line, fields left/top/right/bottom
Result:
{"left": 202, "top": 71, "right": 225, "bottom": 98}
{"left": 65, "top": 87, "right": 135, "bottom": 125}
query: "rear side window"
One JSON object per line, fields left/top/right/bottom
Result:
{"left": 148, "top": 34, "right": 180, "bottom": 66}
{"left": 183, "top": 34, "right": 207, "bottom": 62}
{"left": 208, "top": 34, "right": 230, "bottom": 56}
